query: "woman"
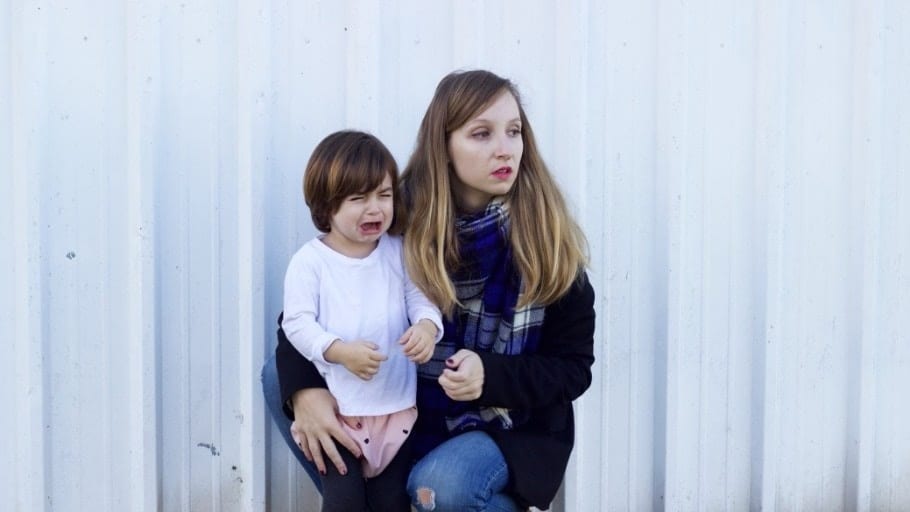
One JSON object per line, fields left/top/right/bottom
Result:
{"left": 262, "top": 69, "right": 596, "bottom": 511}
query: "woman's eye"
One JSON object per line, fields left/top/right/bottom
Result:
{"left": 471, "top": 131, "right": 489, "bottom": 139}
{"left": 348, "top": 196, "right": 364, "bottom": 202}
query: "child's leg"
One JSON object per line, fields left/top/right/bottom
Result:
{"left": 319, "top": 441, "right": 367, "bottom": 512}
{"left": 364, "top": 436, "right": 413, "bottom": 512}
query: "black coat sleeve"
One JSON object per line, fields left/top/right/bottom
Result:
{"left": 274, "top": 313, "right": 327, "bottom": 419}
{"left": 475, "top": 272, "right": 596, "bottom": 410}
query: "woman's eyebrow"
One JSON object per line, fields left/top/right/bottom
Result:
{"left": 467, "top": 116, "right": 522, "bottom": 125}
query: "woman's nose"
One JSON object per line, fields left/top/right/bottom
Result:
{"left": 494, "top": 134, "right": 513, "bottom": 158}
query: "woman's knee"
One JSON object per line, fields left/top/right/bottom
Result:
{"left": 407, "top": 460, "right": 448, "bottom": 511}
{"left": 407, "top": 432, "right": 510, "bottom": 511}
{"left": 409, "top": 468, "right": 455, "bottom": 512}
{"left": 408, "top": 470, "right": 508, "bottom": 512}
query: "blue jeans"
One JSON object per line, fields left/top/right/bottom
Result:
{"left": 261, "top": 354, "right": 521, "bottom": 511}
{"left": 260, "top": 354, "right": 322, "bottom": 492}
{"left": 407, "top": 430, "right": 521, "bottom": 511}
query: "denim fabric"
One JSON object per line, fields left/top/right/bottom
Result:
{"left": 407, "top": 430, "right": 521, "bottom": 512}
{"left": 260, "top": 354, "right": 322, "bottom": 492}
{"left": 263, "top": 355, "right": 522, "bottom": 511}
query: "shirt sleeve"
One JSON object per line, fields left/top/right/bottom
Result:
{"left": 281, "top": 250, "right": 342, "bottom": 365}
{"left": 402, "top": 258, "right": 444, "bottom": 342}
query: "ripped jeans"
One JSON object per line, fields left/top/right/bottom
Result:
{"left": 261, "top": 354, "right": 521, "bottom": 511}
{"left": 407, "top": 430, "right": 521, "bottom": 512}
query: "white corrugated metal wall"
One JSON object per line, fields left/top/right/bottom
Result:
{"left": 2, "top": 1, "right": 908, "bottom": 511}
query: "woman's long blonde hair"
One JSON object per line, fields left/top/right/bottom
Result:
{"left": 401, "top": 69, "right": 588, "bottom": 316}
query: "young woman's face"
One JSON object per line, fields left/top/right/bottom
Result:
{"left": 323, "top": 174, "right": 394, "bottom": 258}
{"left": 447, "top": 90, "right": 524, "bottom": 213}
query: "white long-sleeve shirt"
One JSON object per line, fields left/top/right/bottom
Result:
{"left": 282, "top": 234, "right": 443, "bottom": 416}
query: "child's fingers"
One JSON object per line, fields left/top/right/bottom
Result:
{"left": 368, "top": 351, "right": 388, "bottom": 362}
{"left": 411, "top": 338, "right": 432, "bottom": 358}
{"left": 402, "top": 336, "right": 423, "bottom": 354}
{"left": 356, "top": 364, "right": 379, "bottom": 380}
{"left": 404, "top": 339, "right": 421, "bottom": 355}
{"left": 398, "top": 328, "right": 414, "bottom": 345}
{"left": 407, "top": 339, "right": 434, "bottom": 363}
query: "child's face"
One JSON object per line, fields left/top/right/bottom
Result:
{"left": 323, "top": 174, "right": 394, "bottom": 258}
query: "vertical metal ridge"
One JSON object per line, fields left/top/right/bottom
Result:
{"left": 344, "top": 0, "right": 381, "bottom": 131}
{"left": 11, "top": 3, "right": 50, "bottom": 510}
{"left": 875, "top": 3, "right": 910, "bottom": 508}
{"left": 99, "top": 3, "right": 132, "bottom": 508}
{"left": 750, "top": 1, "right": 782, "bottom": 509}
{"left": 125, "top": 2, "right": 161, "bottom": 511}
{"left": 0, "top": 0, "right": 14, "bottom": 504}
{"left": 563, "top": 0, "right": 609, "bottom": 509}
{"left": 556, "top": 1, "right": 598, "bottom": 508}
{"left": 236, "top": 2, "right": 270, "bottom": 510}
{"left": 755, "top": 1, "right": 791, "bottom": 510}
{"left": 849, "top": 1, "right": 886, "bottom": 510}
{"left": 655, "top": 0, "right": 687, "bottom": 506}
{"left": 209, "top": 6, "right": 230, "bottom": 510}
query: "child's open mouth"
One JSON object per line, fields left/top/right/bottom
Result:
{"left": 360, "top": 222, "right": 382, "bottom": 234}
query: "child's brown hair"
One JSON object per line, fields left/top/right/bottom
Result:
{"left": 303, "top": 130, "right": 402, "bottom": 234}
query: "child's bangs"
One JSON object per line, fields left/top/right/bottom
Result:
{"left": 335, "top": 143, "right": 397, "bottom": 197}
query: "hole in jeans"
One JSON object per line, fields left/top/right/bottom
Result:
{"left": 416, "top": 487, "right": 436, "bottom": 510}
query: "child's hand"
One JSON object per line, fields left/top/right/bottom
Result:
{"left": 399, "top": 319, "right": 438, "bottom": 364}
{"left": 324, "top": 339, "right": 388, "bottom": 380}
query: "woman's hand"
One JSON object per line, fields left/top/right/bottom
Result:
{"left": 438, "top": 349, "right": 484, "bottom": 401}
{"left": 289, "top": 388, "right": 362, "bottom": 475}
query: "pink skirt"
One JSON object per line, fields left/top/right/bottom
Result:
{"left": 341, "top": 406, "right": 418, "bottom": 478}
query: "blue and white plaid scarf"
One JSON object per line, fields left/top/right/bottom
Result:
{"left": 416, "top": 200, "right": 545, "bottom": 439}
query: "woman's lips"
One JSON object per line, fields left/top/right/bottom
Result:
{"left": 492, "top": 167, "right": 512, "bottom": 180}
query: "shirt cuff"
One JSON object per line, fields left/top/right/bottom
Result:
{"left": 412, "top": 308, "right": 444, "bottom": 343}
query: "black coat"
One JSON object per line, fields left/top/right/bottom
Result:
{"left": 275, "top": 272, "right": 596, "bottom": 509}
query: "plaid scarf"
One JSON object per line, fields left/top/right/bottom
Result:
{"left": 416, "top": 200, "right": 545, "bottom": 443}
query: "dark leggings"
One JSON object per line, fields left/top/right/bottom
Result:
{"left": 319, "top": 436, "right": 413, "bottom": 512}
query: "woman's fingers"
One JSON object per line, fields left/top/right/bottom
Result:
{"left": 308, "top": 435, "right": 329, "bottom": 474}
{"left": 290, "top": 421, "right": 314, "bottom": 462}
{"left": 288, "top": 388, "right": 362, "bottom": 475}
{"left": 329, "top": 422, "right": 362, "bottom": 460}
{"left": 439, "top": 375, "right": 482, "bottom": 400}
{"left": 293, "top": 418, "right": 361, "bottom": 475}
{"left": 340, "top": 415, "right": 362, "bottom": 430}
{"left": 438, "top": 350, "right": 484, "bottom": 401}
{"left": 318, "top": 431, "right": 348, "bottom": 475}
